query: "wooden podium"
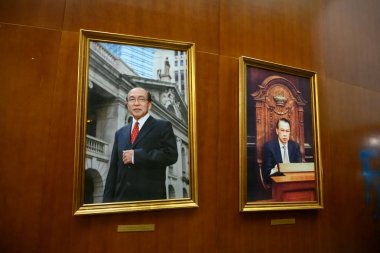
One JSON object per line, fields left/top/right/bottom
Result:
{"left": 271, "top": 172, "right": 315, "bottom": 202}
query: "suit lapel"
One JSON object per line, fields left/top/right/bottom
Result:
{"left": 287, "top": 141, "right": 295, "bottom": 160}
{"left": 132, "top": 116, "right": 156, "bottom": 147}
{"left": 122, "top": 124, "right": 133, "bottom": 150}
{"left": 274, "top": 141, "right": 283, "bottom": 163}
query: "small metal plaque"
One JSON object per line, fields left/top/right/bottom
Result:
{"left": 117, "top": 224, "right": 155, "bottom": 232}
{"left": 270, "top": 218, "right": 296, "bottom": 225}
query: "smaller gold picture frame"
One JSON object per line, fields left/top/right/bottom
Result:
{"left": 239, "top": 56, "right": 323, "bottom": 212}
{"left": 73, "top": 30, "right": 198, "bottom": 215}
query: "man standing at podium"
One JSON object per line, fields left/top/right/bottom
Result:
{"left": 263, "top": 118, "right": 301, "bottom": 183}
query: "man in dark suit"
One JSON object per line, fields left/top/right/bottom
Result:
{"left": 262, "top": 118, "right": 301, "bottom": 184}
{"left": 103, "top": 87, "right": 178, "bottom": 202}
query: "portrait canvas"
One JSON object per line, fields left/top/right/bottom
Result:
{"left": 239, "top": 57, "right": 323, "bottom": 212}
{"left": 73, "top": 30, "right": 198, "bottom": 215}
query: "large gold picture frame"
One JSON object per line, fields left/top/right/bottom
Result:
{"left": 239, "top": 56, "right": 323, "bottom": 212}
{"left": 73, "top": 30, "right": 198, "bottom": 215}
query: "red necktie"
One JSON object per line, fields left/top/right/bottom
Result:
{"left": 131, "top": 121, "right": 139, "bottom": 144}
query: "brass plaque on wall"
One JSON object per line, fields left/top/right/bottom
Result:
{"left": 270, "top": 218, "right": 296, "bottom": 225}
{"left": 117, "top": 224, "right": 155, "bottom": 232}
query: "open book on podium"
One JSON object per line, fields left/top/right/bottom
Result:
{"left": 278, "top": 162, "right": 315, "bottom": 173}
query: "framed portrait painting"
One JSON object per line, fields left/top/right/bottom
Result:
{"left": 73, "top": 30, "right": 198, "bottom": 215}
{"left": 239, "top": 56, "right": 323, "bottom": 212}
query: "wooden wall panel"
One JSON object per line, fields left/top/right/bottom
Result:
{"left": 35, "top": 31, "right": 80, "bottom": 252}
{"left": 63, "top": 0, "right": 220, "bottom": 53}
{"left": 318, "top": 0, "right": 380, "bottom": 92}
{"left": 0, "top": 24, "right": 62, "bottom": 252}
{"left": 317, "top": 78, "right": 380, "bottom": 253}
{"left": 219, "top": 0, "right": 320, "bottom": 69}
{"left": 1, "top": 0, "right": 380, "bottom": 252}
{"left": 0, "top": 0, "right": 66, "bottom": 29}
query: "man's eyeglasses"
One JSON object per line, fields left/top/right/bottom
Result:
{"left": 128, "top": 97, "right": 148, "bottom": 104}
